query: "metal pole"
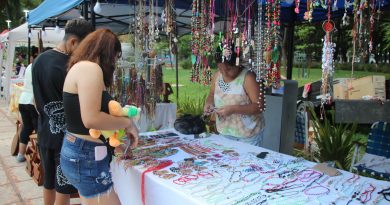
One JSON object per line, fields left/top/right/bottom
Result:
{"left": 175, "top": 49, "right": 179, "bottom": 102}
{"left": 83, "top": 0, "right": 89, "bottom": 20}
{"left": 286, "top": 23, "right": 295, "bottom": 80}
{"left": 91, "top": 0, "right": 96, "bottom": 29}
{"left": 28, "top": 26, "right": 31, "bottom": 64}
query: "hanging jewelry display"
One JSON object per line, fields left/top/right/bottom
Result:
{"left": 295, "top": 0, "right": 301, "bottom": 13}
{"left": 304, "top": 0, "right": 314, "bottom": 22}
{"left": 368, "top": 0, "right": 376, "bottom": 54}
{"left": 342, "top": 0, "right": 352, "bottom": 26}
{"left": 320, "top": 0, "right": 335, "bottom": 116}
{"left": 163, "top": 0, "right": 177, "bottom": 56}
{"left": 351, "top": 0, "right": 359, "bottom": 77}
{"left": 148, "top": 0, "right": 157, "bottom": 51}
{"left": 144, "top": 64, "right": 163, "bottom": 119}
{"left": 191, "top": 0, "right": 214, "bottom": 85}
{"left": 253, "top": 1, "right": 266, "bottom": 112}
{"left": 264, "top": 0, "right": 281, "bottom": 88}
{"left": 135, "top": 0, "right": 146, "bottom": 76}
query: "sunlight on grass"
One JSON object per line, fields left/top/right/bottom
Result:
{"left": 163, "top": 67, "right": 389, "bottom": 103}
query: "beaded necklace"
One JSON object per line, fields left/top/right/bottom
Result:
{"left": 253, "top": 1, "right": 266, "bottom": 112}
{"left": 232, "top": 192, "right": 263, "bottom": 205}
{"left": 191, "top": 0, "right": 214, "bottom": 85}
{"left": 357, "top": 183, "right": 376, "bottom": 203}
{"left": 304, "top": 0, "right": 313, "bottom": 22}
{"left": 304, "top": 182, "right": 330, "bottom": 195}
{"left": 179, "top": 143, "right": 212, "bottom": 156}
{"left": 369, "top": 0, "right": 376, "bottom": 54}
{"left": 320, "top": 0, "right": 335, "bottom": 117}
{"left": 148, "top": 0, "right": 156, "bottom": 51}
{"left": 264, "top": 0, "right": 281, "bottom": 89}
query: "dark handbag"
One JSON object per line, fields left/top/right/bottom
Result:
{"left": 174, "top": 114, "right": 206, "bottom": 135}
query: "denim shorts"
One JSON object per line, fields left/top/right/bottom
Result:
{"left": 60, "top": 132, "right": 113, "bottom": 198}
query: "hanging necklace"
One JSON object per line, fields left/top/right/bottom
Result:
{"left": 320, "top": 0, "right": 335, "bottom": 118}
{"left": 191, "top": 0, "right": 214, "bottom": 85}
{"left": 368, "top": 0, "right": 376, "bottom": 54}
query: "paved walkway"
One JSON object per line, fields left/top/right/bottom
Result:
{"left": 0, "top": 103, "right": 79, "bottom": 205}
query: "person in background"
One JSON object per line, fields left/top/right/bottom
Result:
{"left": 32, "top": 19, "right": 94, "bottom": 205}
{"left": 204, "top": 45, "right": 265, "bottom": 146}
{"left": 61, "top": 28, "right": 138, "bottom": 204}
{"left": 15, "top": 53, "right": 25, "bottom": 75}
{"left": 16, "top": 53, "right": 39, "bottom": 162}
{"left": 15, "top": 60, "right": 22, "bottom": 75}
{"left": 18, "top": 64, "right": 26, "bottom": 78}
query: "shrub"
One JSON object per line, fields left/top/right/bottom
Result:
{"left": 310, "top": 109, "right": 357, "bottom": 170}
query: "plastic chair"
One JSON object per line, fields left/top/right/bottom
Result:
{"left": 350, "top": 122, "right": 390, "bottom": 179}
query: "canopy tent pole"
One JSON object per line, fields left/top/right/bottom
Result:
{"left": 4, "top": 42, "right": 16, "bottom": 102}
{"left": 91, "top": 0, "right": 96, "bottom": 29}
{"left": 83, "top": 0, "right": 89, "bottom": 20}
{"left": 285, "top": 8, "right": 296, "bottom": 80}
{"left": 28, "top": 26, "right": 31, "bottom": 64}
{"left": 175, "top": 49, "right": 179, "bottom": 102}
{"left": 0, "top": 49, "right": 4, "bottom": 77}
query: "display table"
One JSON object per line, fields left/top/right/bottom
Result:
{"left": 111, "top": 129, "right": 390, "bottom": 205}
{"left": 138, "top": 103, "right": 177, "bottom": 132}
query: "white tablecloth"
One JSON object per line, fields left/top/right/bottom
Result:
{"left": 138, "top": 103, "right": 177, "bottom": 132}
{"left": 111, "top": 129, "right": 390, "bottom": 205}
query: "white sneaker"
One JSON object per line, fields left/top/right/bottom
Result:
{"left": 16, "top": 153, "right": 26, "bottom": 162}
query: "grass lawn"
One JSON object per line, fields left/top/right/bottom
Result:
{"left": 163, "top": 67, "right": 390, "bottom": 104}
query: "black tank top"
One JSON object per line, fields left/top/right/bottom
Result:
{"left": 63, "top": 91, "right": 112, "bottom": 135}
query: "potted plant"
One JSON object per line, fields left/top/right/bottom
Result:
{"left": 309, "top": 109, "right": 357, "bottom": 170}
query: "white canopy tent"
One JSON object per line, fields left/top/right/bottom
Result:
{"left": 0, "top": 23, "right": 64, "bottom": 101}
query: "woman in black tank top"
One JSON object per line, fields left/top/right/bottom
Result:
{"left": 60, "top": 29, "right": 139, "bottom": 204}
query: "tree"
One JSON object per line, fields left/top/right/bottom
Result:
{"left": 294, "top": 23, "right": 323, "bottom": 68}
{"left": 382, "top": 23, "right": 390, "bottom": 51}
{"left": 0, "top": 0, "right": 43, "bottom": 31}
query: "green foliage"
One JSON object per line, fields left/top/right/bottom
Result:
{"left": 382, "top": 22, "right": 390, "bottom": 51}
{"left": 177, "top": 94, "right": 207, "bottom": 116}
{"left": 155, "top": 36, "right": 169, "bottom": 52}
{"left": 179, "top": 59, "right": 192, "bottom": 70}
{"left": 336, "top": 63, "right": 390, "bottom": 73}
{"left": 0, "top": 0, "right": 42, "bottom": 30}
{"left": 309, "top": 109, "right": 357, "bottom": 170}
{"left": 162, "top": 68, "right": 211, "bottom": 104}
{"left": 178, "top": 35, "right": 192, "bottom": 60}
{"left": 177, "top": 35, "right": 197, "bottom": 70}
{"left": 294, "top": 24, "right": 323, "bottom": 66}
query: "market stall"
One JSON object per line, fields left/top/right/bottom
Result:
{"left": 0, "top": 23, "right": 64, "bottom": 101}
{"left": 112, "top": 129, "right": 390, "bottom": 205}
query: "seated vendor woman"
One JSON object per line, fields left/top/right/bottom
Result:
{"left": 204, "top": 45, "right": 265, "bottom": 146}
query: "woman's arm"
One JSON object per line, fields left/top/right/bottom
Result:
{"left": 75, "top": 62, "right": 133, "bottom": 130}
{"left": 216, "top": 72, "right": 261, "bottom": 117}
